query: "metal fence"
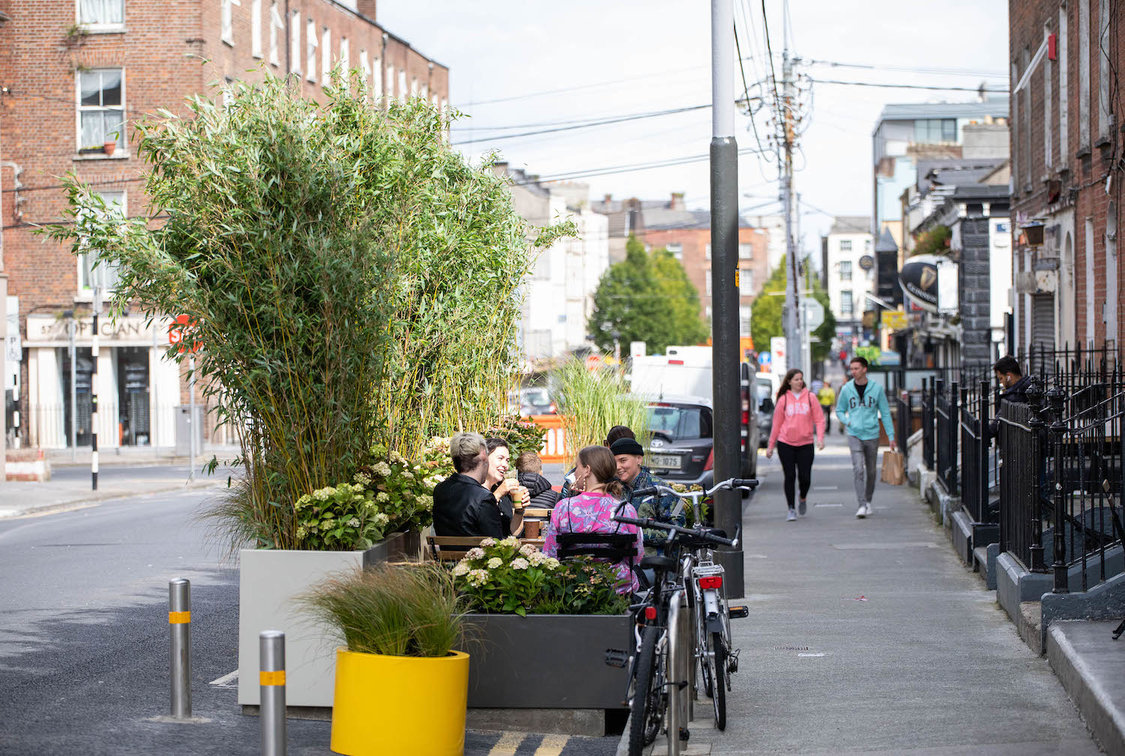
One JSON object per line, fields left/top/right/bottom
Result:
{"left": 921, "top": 378, "right": 936, "bottom": 471}
{"left": 935, "top": 380, "right": 959, "bottom": 497}
{"left": 959, "top": 381, "right": 993, "bottom": 524}
{"left": 996, "top": 398, "right": 1047, "bottom": 571}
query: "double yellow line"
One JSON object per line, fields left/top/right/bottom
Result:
{"left": 487, "top": 732, "right": 569, "bottom": 756}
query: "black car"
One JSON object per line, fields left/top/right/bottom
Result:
{"left": 644, "top": 393, "right": 759, "bottom": 487}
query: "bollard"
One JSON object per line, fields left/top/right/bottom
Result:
{"left": 260, "top": 630, "right": 287, "bottom": 756}
{"left": 678, "top": 591, "right": 694, "bottom": 725}
{"left": 169, "top": 579, "right": 191, "bottom": 718}
{"left": 666, "top": 589, "right": 690, "bottom": 756}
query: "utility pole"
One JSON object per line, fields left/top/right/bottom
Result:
{"left": 781, "top": 13, "right": 803, "bottom": 377}
{"left": 709, "top": 0, "right": 744, "bottom": 597}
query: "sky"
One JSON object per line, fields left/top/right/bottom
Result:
{"left": 377, "top": 1, "right": 1010, "bottom": 245}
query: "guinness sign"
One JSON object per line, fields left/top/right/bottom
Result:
{"left": 899, "top": 255, "right": 943, "bottom": 313}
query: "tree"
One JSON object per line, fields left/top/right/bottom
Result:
{"left": 750, "top": 256, "right": 836, "bottom": 363}
{"left": 590, "top": 236, "right": 707, "bottom": 354}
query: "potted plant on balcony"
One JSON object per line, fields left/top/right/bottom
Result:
{"left": 301, "top": 563, "right": 469, "bottom": 756}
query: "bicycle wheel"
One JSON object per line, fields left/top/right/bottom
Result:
{"left": 628, "top": 625, "right": 665, "bottom": 755}
{"left": 708, "top": 631, "right": 727, "bottom": 730}
{"left": 695, "top": 590, "right": 714, "bottom": 699}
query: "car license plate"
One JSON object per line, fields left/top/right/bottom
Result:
{"left": 650, "top": 454, "right": 682, "bottom": 470}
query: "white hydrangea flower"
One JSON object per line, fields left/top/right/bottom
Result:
{"left": 501, "top": 536, "right": 520, "bottom": 548}
{"left": 374, "top": 462, "right": 392, "bottom": 477}
{"left": 347, "top": 517, "right": 360, "bottom": 528}
{"left": 374, "top": 513, "right": 390, "bottom": 527}
{"left": 519, "top": 543, "right": 537, "bottom": 557}
{"left": 486, "top": 557, "right": 503, "bottom": 569}
{"left": 545, "top": 558, "right": 561, "bottom": 570}
{"left": 467, "top": 569, "right": 489, "bottom": 586}
{"left": 451, "top": 562, "right": 469, "bottom": 576}
{"left": 479, "top": 538, "right": 496, "bottom": 548}
{"left": 527, "top": 551, "right": 546, "bottom": 566}
{"left": 465, "top": 547, "right": 485, "bottom": 560}
{"left": 376, "top": 492, "right": 389, "bottom": 503}
{"left": 511, "top": 558, "right": 530, "bottom": 570}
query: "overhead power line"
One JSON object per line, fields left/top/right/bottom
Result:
{"left": 808, "top": 77, "right": 1008, "bottom": 94}
{"left": 511, "top": 146, "right": 772, "bottom": 185}
{"left": 451, "top": 104, "right": 710, "bottom": 146}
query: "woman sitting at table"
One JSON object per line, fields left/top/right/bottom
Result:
{"left": 484, "top": 437, "right": 528, "bottom": 537}
{"left": 543, "top": 445, "right": 643, "bottom": 594}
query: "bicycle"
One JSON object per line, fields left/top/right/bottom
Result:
{"left": 613, "top": 477, "right": 757, "bottom": 754}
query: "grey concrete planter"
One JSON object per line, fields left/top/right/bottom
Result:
{"left": 462, "top": 613, "right": 633, "bottom": 709}
{"left": 237, "top": 531, "right": 411, "bottom": 708}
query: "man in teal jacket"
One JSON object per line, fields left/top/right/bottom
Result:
{"left": 836, "top": 356, "right": 896, "bottom": 519}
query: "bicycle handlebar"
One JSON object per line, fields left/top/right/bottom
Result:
{"left": 633, "top": 477, "right": 759, "bottom": 501}
{"left": 613, "top": 514, "right": 737, "bottom": 548}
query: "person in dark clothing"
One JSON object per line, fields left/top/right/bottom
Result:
{"left": 515, "top": 450, "right": 559, "bottom": 507}
{"left": 993, "top": 355, "right": 1032, "bottom": 404}
{"left": 432, "top": 432, "right": 506, "bottom": 538}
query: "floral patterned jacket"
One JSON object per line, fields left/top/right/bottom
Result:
{"left": 543, "top": 492, "right": 643, "bottom": 593}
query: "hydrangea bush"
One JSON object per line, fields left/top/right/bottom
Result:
{"left": 452, "top": 537, "right": 630, "bottom": 616}
{"left": 293, "top": 483, "right": 390, "bottom": 550}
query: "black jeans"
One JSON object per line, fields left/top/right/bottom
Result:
{"left": 776, "top": 441, "right": 815, "bottom": 509}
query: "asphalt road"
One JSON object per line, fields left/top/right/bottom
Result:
{"left": 0, "top": 489, "right": 617, "bottom": 755}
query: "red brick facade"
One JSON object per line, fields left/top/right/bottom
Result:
{"left": 0, "top": 0, "right": 448, "bottom": 448}
{"left": 1009, "top": 0, "right": 1123, "bottom": 352}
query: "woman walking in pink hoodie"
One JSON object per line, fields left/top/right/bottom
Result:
{"left": 766, "top": 369, "right": 826, "bottom": 521}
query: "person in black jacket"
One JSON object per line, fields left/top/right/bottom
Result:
{"left": 432, "top": 432, "right": 506, "bottom": 537}
{"left": 515, "top": 450, "right": 560, "bottom": 507}
{"left": 994, "top": 355, "right": 1032, "bottom": 404}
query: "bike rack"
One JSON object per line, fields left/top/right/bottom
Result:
{"left": 666, "top": 589, "right": 692, "bottom": 755}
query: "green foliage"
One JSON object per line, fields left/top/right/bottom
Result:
{"left": 300, "top": 564, "right": 464, "bottom": 657}
{"left": 749, "top": 256, "right": 836, "bottom": 363}
{"left": 293, "top": 483, "right": 389, "bottom": 550}
{"left": 43, "top": 71, "right": 558, "bottom": 553}
{"left": 912, "top": 225, "right": 951, "bottom": 257}
{"left": 354, "top": 444, "right": 446, "bottom": 533}
{"left": 554, "top": 358, "right": 650, "bottom": 453}
{"left": 484, "top": 416, "right": 547, "bottom": 459}
{"left": 452, "top": 537, "right": 629, "bottom": 616}
{"left": 590, "top": 236, "right": 707, "bottom": 355}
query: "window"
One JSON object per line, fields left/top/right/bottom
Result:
{"left": 250, "top": 0, "right": 262, "bottom": 59}
{"left": 739, "top": 305, "right": 751, "bottom": 335}
{"left": 839, "top": 260, "right": 853, "bottom": 281}
{"left": 666, "top": 242, "right": 683, "bottom": 261}
{"left": 78, "top": 0, "right": 124, "bottom": 27}
{"left": 705, "top": 244, "right": 711, "bottom": 260}
{"left": 385, "top": 63, "right": 395, "bottom": 99}
{"left": 339, "top": 38, "right": 349, "bottom": 73}
{"left": 306, "top": 19, "right": 317, "bottom": 81}
{"left": 322, "top": 28, "right": 332, "bottom": 82}
{"left": 78, "top": 69, "right": 124, "bottom": 151}
{"left": 738, "top": 243, "right": 752, "bottom": 259}
{"left": 864, "top": 238, "right": 872, "bottom": 251}
{"left": 913, "top": 118, "right": 957, "bottom": 144}
{"left": 839, "top": 239, "right": 852, "bottom": 252}
{"left": 221, "top": 0, "right": 241, "bottom": 46}
{"left": 359, "top": 50, "right": 371, "bottom": 91}
{"left": 705, "top": 275, "right": 712, "bottom": 297}
{"left": 739, "top": 268, "right": 753, "bottom": 296}
{"left": 840, "top": 290, "right": 854, "bottom": 316}
{"left": 290, "top": 11, "right": 301, "bottom": 74}
{"left": 372, "top": 56, "right": 382, "bottom": 98}
{"left": 78, "top": 191, "right": 125, "bottom": 296}
{"left": 398, "top": 69, "right": 407, "bottom": 100}
{"left": 268, "top": 2, "right": 283, "bottom": 67}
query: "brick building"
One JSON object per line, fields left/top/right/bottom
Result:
{"left": 1009, "top": 0, "right": 1124, "bottom": 352}
{"left": 0, "top": 0, "right": 448, "bottom": 450}
{"left": 591, "top": 193, "right": 770, "bottom": 347}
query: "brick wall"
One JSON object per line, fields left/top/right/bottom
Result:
{"left": 1010, "top": 0, "right": 1124, "bottom": 351}
{"left": 0, "top": 0, "right": 448, "bottom": 444}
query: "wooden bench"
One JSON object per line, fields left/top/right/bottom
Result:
{"left": 424, "top": 535, "right": 488, "bottom": 562}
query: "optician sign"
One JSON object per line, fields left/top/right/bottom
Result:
{"left": 25, "top": 314, "right": 168, "bottom": 346}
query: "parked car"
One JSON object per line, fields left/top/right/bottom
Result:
{"left": 754, "top": 373, "right": 780, "bottom": 448}
{"left": 643, "top": 390, "right": 759, "bottom": 488}
{"left": 510, "top": 387, "right": 555, "bottom": 417}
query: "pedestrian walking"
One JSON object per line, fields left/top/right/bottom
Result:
{"left": 817, "top": 380, "right": 836, "bottom": 433}
{"left": 766, "top": 369, "right": 826, "bottom": 521}
{"left": 836, "top": 356, "right": 896, "bottom": 519}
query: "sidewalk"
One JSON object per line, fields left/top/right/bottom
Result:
{"left": 0, "top": 446, "right": 238, "bottom": 519}
{"left": 669, "top": 432, "right": 1102, "bottom": 754}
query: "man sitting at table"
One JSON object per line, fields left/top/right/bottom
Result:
{"left": 610, "top": 437, "right": 684, "bottom": 554}
{"left": 432, "top": 432, "right": 506, "bottom": 538}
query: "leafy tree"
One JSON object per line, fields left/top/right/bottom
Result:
{"left": 912, "top": 225, "right": 951, "bottom": 257}
{"left": 590, "top": 236, "right": 706, "bottom": 354}
{"left": 750, "top": 256, "right": 836, "bottom": 363}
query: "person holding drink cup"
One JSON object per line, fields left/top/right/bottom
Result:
{"left": 484, "top": 437, "right": 528, "bottom": 537}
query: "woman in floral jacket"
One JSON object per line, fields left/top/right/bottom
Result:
{"left": 543, "top": 445, "right": 643, "bottom": 594}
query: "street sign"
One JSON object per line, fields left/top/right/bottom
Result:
{"left": 168, "top": 315, "right": 201, "bottom": 353}
{"left": 882, "top": 308, "right": 908, "bottom": 330}
{"left": 802, "top": 298, "right": 825, "bottom": 331}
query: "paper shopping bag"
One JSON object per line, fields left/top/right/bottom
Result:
{"left": 880, "top": 450, "right": 905, "bottom": 485}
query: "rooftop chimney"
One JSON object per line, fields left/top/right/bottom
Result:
{"left": 670, "top": 192, "right": 685, "bottom": 211}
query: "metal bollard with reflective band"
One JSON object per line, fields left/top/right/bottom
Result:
{"left": 169, "top": 579, "right": 191, "bottom": 718}
{"left": 260, "top": 630, "right": 287, "bottom": 756}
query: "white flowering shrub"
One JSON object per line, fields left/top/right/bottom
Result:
{"left": 451, "top": 538, "right": 628, "bottom": 616}
{"left": 293, "top": 483, "right": 390, "bottom": 550}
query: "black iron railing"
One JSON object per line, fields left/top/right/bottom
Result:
{"left": 922, "top": 377, "right": 935, "bottom": 471}
{"left": 935, "top": 379, "right": 959, "bottom": 497}
{"left": 996, "top": 396, "right": 1047, "bottom": 572}
{"left": 959, "top": 381, "right": 993, "bottom": 523}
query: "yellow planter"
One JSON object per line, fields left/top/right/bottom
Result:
{"left": 330, "top": 648, "right": 469, "bottom": 756}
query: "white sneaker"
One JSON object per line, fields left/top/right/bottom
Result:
{"left": 786, "top": 508, "right": 797, "bottom": 522}
{"left": 864, "top": 503, "right": 873, "bottom": 516}
{"left": 855, "top": 505, "right": 868, "bottom": 519}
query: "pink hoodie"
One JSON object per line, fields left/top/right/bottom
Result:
{"left": 768, "top": 388, "right": 826, "bottom": 449}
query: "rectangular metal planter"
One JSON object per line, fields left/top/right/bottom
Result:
{"left": 462, "top": 613, "right": 633, "bottom": 709}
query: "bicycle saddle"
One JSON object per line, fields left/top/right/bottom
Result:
{"left": 640, "top": 555, "right": 678, "bottom": 571}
